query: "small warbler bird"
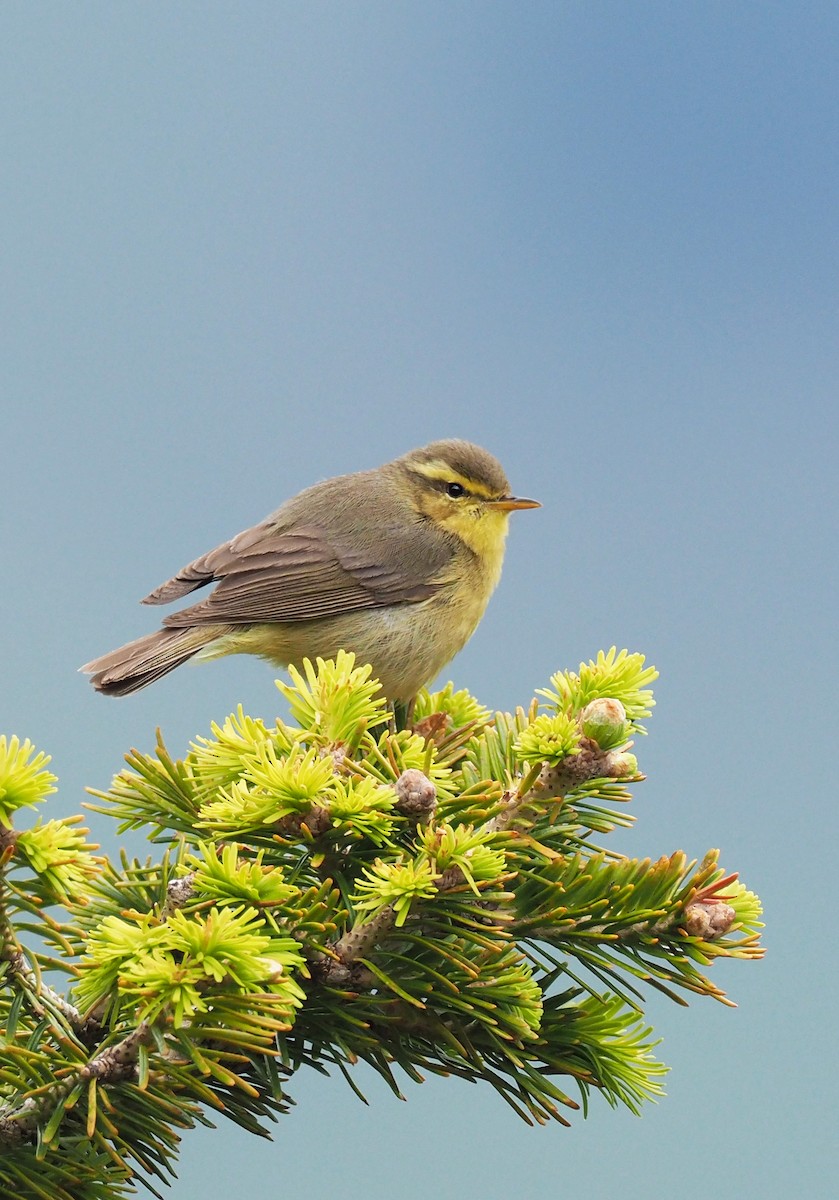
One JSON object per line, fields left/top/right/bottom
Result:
{"left": 82, "top": 439, "right": 539, "bottom": 700}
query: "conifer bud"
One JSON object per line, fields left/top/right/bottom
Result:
{"left": 580, "top": 698, "right": 629, "bottom": 749}
{"left": 683, "top": 900, "right": 737, "bottom": 940}
{"left": 608, "top": 751, "right": 638, "bottom": 777}
{"left": 394, "top": 769, "right": 437, "bottom": 821}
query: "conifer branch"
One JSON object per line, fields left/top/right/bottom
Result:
{"left": 0, "top": 650, "right": 764, "bottom": 1198}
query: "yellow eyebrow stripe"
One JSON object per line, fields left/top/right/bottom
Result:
{"left": 412, "top": 460, "right": 498, "bottom": 500}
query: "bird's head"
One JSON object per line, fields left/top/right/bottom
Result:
{"left": 395, "top": 439, "right": 540, "bottom": 559}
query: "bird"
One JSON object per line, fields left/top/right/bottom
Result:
{"left": 82, "top": 439, "right": 539, "bottom": 701}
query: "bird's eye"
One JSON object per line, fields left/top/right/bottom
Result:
{"left": 445, "top": 482, "right": 466, "bottom": 499}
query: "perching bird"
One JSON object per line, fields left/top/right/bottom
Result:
{"left": 82, "top": 439, "right": 539, "bottom": 700}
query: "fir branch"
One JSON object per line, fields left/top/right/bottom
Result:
{"left": 0, "top": 1022, "right": 153, "bottom": 1145}
{"left": 491, "top": 739, "right": 639, "bottom": 833}
{"left": 0, "top": 874, "right": 85, "bottom": 1034}
{"left": 0, "top": 650, "right": 765, "bottom": 1195}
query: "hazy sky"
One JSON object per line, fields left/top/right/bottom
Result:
{"left": 3, "top": 4, "right": 837, "bottom": 1198}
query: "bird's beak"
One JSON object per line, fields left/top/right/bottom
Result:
{"left": 486, "top": 496, "right": 541, "bottom": 512}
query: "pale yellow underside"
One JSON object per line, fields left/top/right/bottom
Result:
{"left": 195, "top": 525, "right": 508, "bottom": 701}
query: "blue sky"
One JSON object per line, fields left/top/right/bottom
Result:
{"left": 2, "top": 4, "right": 837, "bottom": 1197}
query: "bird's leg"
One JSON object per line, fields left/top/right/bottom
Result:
{"left": 391, "top": 697, "right": 416, "bottom": 733}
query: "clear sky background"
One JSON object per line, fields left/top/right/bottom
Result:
{"left": 2, "top": 3, "right": 837, "bottom": 1197}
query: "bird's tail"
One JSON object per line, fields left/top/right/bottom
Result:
{"left": 81, "top": 625, "right": 231, "bottom": 696}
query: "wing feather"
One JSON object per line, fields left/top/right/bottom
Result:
{"left": 157, "top": 523, "right": 450, "bottom": 629}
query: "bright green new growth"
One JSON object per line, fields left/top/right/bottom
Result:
{"left": 412, "top": 681, "right": 492, "bottom": 728}
{"left": 352, "top": 857, "right": 439, "bottom": 926}
{"left": 0, "top": 650, "right": 763, "bottom": 1200}
{"left": 515, "top": 712, "right": 582, "bottom": 765}
{"left": 540, "top": 647, "right": 657, "bottom": 727}
{"left": 0, "top": 735, "right": 58, "bottom": 825}
{"left": 276, "top": 650, "right": 389, "bottom": 749}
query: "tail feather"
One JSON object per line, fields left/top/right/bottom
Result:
{"left": 81, "top": 625, "right": 231, "bottom": 696}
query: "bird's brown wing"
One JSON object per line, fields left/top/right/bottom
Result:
{"left": 152, "top": 522, "right": 452, "bottom": 629}
{"left": 142, "top": 522, "right": 309, "bottom": 606}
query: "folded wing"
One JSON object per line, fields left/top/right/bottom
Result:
{"left": 144, "top": 522, "right": 450, "bottom": 629}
